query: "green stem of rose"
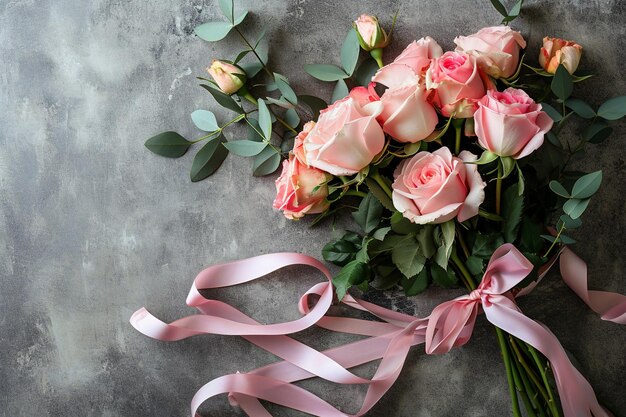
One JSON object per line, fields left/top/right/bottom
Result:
{"left": 370, "top": 48, "right": 384, "bottom": 69}
{"left": 370, "top": 171, "right": 393, "bottom": 199}
{"left": 527, "top": 345, "right": 561, "bottom": 417}
{"left": 345, "top": 190, "right": 367, "bottom": 198}
{"left": 451, "top": 252, "right": 523, "bottom": 417}
{"left": 496, "top": 161, "right": 503, "bottom": 215}
{"left": 452, "top": 118, "right": 464, "bottom": 155}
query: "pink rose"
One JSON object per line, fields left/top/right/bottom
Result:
{"left": 206, "top": 60, "right": 246, "bottom": 95}
{"left": 474, "top": 88, "right": 554, "bottom": 159}
{"left": 454, "top": 26, "right": 527, "bottom": 79}
{"left": 426, "top": 51, "right": 486, "bottom": 118}
{"left": 372, "top": 37, "right": 443, "bottom": 89}
{"left": 392, "top": 147, "right": 485, "bottom": 224}
{"left": 539, "top": 37, "right": 583, "bottom": 75}
{"left": 292, "top": 121, "right": 316, "bottom": 164}
{"left": 273, "top": 154, "right": 332, "bottom": 220}
{"left": 353, "top": 15, "right": 389, "bottom": 51}
{"left": 303, "top": 96, "right": 385, "bottom": 176}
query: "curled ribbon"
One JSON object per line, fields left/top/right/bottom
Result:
{"left": 130, "top": 244, "right": 620, "bottom": 417}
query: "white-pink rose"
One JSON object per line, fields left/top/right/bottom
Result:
{"left": 539, "top": 37, "right": 583, "bottom": 75}
{"left": 206, "top": 60, "right": 246, "bottom": 95}
{"left": 373, "top": 37, "right": 443, "bottom": 88}
{"left": 273, "top": 154, "right": 332, "bottom": 220}
{"left": 353, "top": 14, "right": 389, "bottom": 51}
{"left": 292, "top": 121, "right": 315, "bottom": 165}
{"left": 474, "top": 88, "right": 553, "bottom": 159}
{"left": 392, "top": 147, "right": 485, "bottom": 224}
{"left": 303, "top": 96, "right": 385, "bottom": 176}
{"left": 454, "top": 26, "right": 527, "bottom": 79}
{"left": 426, "top": 51, "right": 486, "bottom": 118}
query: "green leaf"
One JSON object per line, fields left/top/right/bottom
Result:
{"left": 500, "top": 156, "right": 516, "bottom": 179}
{"left": 563, "top": 198, "right": 591, "bottom": 219}
{"left": 392, "top": 235, "right": 426, "bottom": 278}
{"left": 472, "top": 150, "right": 499, "bottom": 165}
{"left": 199, "top": 84, "right": 244, "bottom": 113}
{"left": 390, "top": 211, "right": 421, "bottom": 235}
{"left": 190, "top": 135, "right": 229, "bottom": 182}
{"left": 234, "top": 49, "right": 251, "bottom": 64}
{"left": 430, "top": 264, "right": 458, "bottom": 289}
{"left": 191, "top": 110, "right": 219, "bottom": 132}
{"left": 551, "top": 65, "right": 573, "bottom": 101}
{"left": 284, "top": 108, "right": 300, "bottom": 129}
{"left": 466, "top": 256, "right": 484, "bottom": 277}
{"left": 549, "top": 180, "right": 570, "bottom": 198}
{"left": 520, "top": 218, "right": 543, "bottom": 253}
{"left": 473, "top": 233, "right": 504, "bottom": 259}
{"left": 194, "top": 21, "right": 233, "bottom": 42}
{"left": 218, "top": 0, "right": 234, "bottom": 23}
{"left": 541, "top": 102, "right": 563, "bottom": 122}
{"left": 416, "top": 226, "right": 437, "bottom": 258}
{"left": 365, "top": 177, "right": 395, "bottom": 211}
{"left": 246, "top": 118, "right": 264, "bottom": 142}
{"left": 489, "top": 0, "right": 508, "bottom": 17}
{"left": 565, "top": 98, "right": 595, "bottom": 119}
{"left": 502, "top": 184, "right": 523, "bottom": 243}
{"left": 516, "top": 164, "right": 525, "bottom": 196}
{"left": 356, "top": 237, "right": 372, "bottom": 263}
{"left": 299, "top": 95, "right": 328, "bottom": 119}
{"left": 253, "top": 146, "right": 281, "bottom": 176}
{"left": 354, "top": 58, "right": 379, "bottom": 87}
{"left": 546, "top": 131, "right": 561, "bottom": 147}
{"left": 402, "top": 269, "right": 429, "bottom": 296}
{"left": 333, "top": 260, "right": 370, "bottom": 300}
{"left": 322, "top": 233, "right": 361, "bottom": 266}
{"left": 597, "top": 96, "right": 626, "bottom": 120}
{"left": 223, "top": 140, "right": 267, "bottom": 157}
{"left": 340, "top": 28, "right": 360, "bottom": 76}
{"left": 304, "top": 64, "right": 349, "bottom": 82}
{"left": 558, "top": 214, "right": 582, "bottom": 230}
{"left": 372, "top": 227, "right": 391, "bottom": 241}
{"left": 274, "top": 73, "right": 298, "bottom": 105}
{"left": 582, "top": 122, "right": 612, "bottom": 144}
{"left": 257, "top": 99, "right": 272, "bottom": 140}
{"left": 352, "top": 193, "right": 383, "bottom": 233}
{"left": 571, "top": 171, "right": 602, "bottom": 199}
{"left": 145, "top": 131, "right": 191, "bottom": 158}
{"left": 233, "top": 10, "right": 248, "bottom": 26}
{"left": 241, "top": 62, "right": 263, "bottom": 78}
{"left": 433, "top": 221, "right": 455, "bottom": 269}
{"left": 504, "top": 0, "right": 523, "bottom": 20}
{"left": 332, "top": 79, "right": 349, "bottom": 103}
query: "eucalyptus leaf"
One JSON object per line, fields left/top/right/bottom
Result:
{"left": 241, "top": 62, "right": 263, "bottom": 78}
{"left": 340, "top": 28, "right": 360, "bottom": 76}
{"left": 597, "top": 96, "right": 626, "bottom": 120}
{"left": 304, "top": 64, "right": 349, "bottom": 82}
{"left": 199, "top": 84, "right": 244, "bottom": 113}
{"left": 246, "top": 118, "right": 264, "bottom": 142}
{"left": 145, "top": 131, "right": 191, "bottom": 158}
{"left": 194, "top": 21, "right": 233, "bottom": 42}
{"left": 559, "top": 214, "right": 582, "bottom": 229}
{"left": 541, "top": 102, "right": 563, "bottom": 122}
{"left": 551, "top": 65, "right": 573, "bottom": 101}
{"left": 190, "top": 135, "right": 229, "bottom": 182}
{"left": 234, "top": 49, "right": 251, "bottom": 64}
{"left": 563, "top": 198, "right": 591, "bottom": 219}
{"left": 354, "top": 58, "right": 379, "bottom": 87}
{"left": 191, "top": 110, "right": 219, "bottom": 132}
{"left": 284, "top": 108, "right": 300, "bottom": 128}
{"left": 233, "top": 10, "right": 248, "bottom": 26}
{"left": 565, "top": 98, "right": 595, "bottom": 119}
{"left": 571, "top": 171, "right": 602, "bottom": 199}
{"left": 274, "top": 73, "right": 298, "bottom": 104}
{"left": 583, "top": 122, "right": 612, "bottom": 144}
{"left": 332, "top": 79, "right": 349, "bottom": 103}
{"left": 352, "top": 193, "right": 383, "bottom": 233}
{"left": 223, "top": 140, "right": 267, "bottom": 157}
{"left": 253, "top": 146, "right": 281, "bottom": 176}
{"left": 218, "top": 0, "right": 234, "bottom": 22}
{"left": 299, "top": 95, "right": 328, "bottom": 119}
{"left": 257, "top": 99, "right": 272, "bottom": 140}
{"left": 549, "top": 180, "right": 570, "bottom": 198}
{"left": 489, "top": 0, "right": 508, "bottom": 17}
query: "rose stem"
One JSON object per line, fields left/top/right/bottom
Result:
{"left": 509, "top": 336, "right": 552, "bottom": 408}
{"left": 369, "top": 171, "right": 393, "bottom": 199}
{"left": 345, "top": 190, "right": 367, "bottom": 198}
{"left": 496, "top": 159, "right": 503, "bottom": 215}
{"left": 509, "top": 348, "right": 541, "bottom": 417}
{"left": 452, "top": 118, "right": 463, "bottom": 155}
{"left": 526, "top": 345, "right": 561, "bottom": 417}
{"left": 450, "top": 251, "right": 522, "bottom": 417}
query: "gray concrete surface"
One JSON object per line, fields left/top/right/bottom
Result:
{"left": 1, "top": 0, "right": 625, "bottom": 416}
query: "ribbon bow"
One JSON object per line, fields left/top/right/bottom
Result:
{"left": 131, "top": 244, "right": 614, "bottom": 417}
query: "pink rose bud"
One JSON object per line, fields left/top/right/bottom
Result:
{"left": 392, "top": 147, "right": 486, "bottom": 224}
{"left": 539, "top": 37, "right": 583, "bottom": 75}
{"left": 353, "top": 14, "right": 389, "bottom": 52}
{"left": 454, "top": 25, "right": 527, "bottom": 79}
{"left": 273, "top": 154, "right": 332, "bottom": 220}
{"left": 426, "top": 51, "right": 486, "bottom": 118}
{"left": 303, "top": 96, "right": 385, "bottom": 176}
{"left": 474, "top": 88, "right": 554, "bottom": 159}
{"left": 206, "top": 60, "right": 246, "bottom": 95}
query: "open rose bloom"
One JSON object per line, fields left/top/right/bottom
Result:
{"left": 539, "top": 36, "right": 583, "bottom": 74}
{"left": 392, "top": 147, "right": 485, "bottom": 224}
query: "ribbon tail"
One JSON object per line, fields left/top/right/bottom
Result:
{"left": 560, "top": 248, "right": 626, "bottom": 324}
{"left": 484, "top": 299, "right": 608, "bottom": 417}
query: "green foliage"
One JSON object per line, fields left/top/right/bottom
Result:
{"left": 354, "top": 59, "right": 379, "bottom": 87}
{"left": 191, "top": 110, "right": 219, "bottom": 132}
{"left": 430, "top": 264, "right": 458, "bottom": 288}
{"left": 392, "top": 235, "right": 426, "bottom": 278}
{"left": 583, "top": 122, "right": 613, "bottom": 144}
{"left": 489, "top": 0, "right": 524, "bottom": 24}
{"left": 195, "top": 21, "right": 233, "bottom": 42}
{"left": 223, "top": 140, "right": 267, "bottom": 157}
{"left": 304, "top": 64, "right": 349, "bottom": 81}
{"left": 502, "top": 184, "right": 523, "bottom": 243}
{"left": 402, "top": 268, "right": 429, "bottom": 296}
{"left": 199, "top": 84, "right": 244, "bottom": 113}
{"left": 433, "top": 221, "right": 455, "bottom": 269}
{"left": 299, "top": 95, "right": 327, "bottom": 119}
{"left": 190, "top": 135, "right": 229, "bottom": 182}
{"left": 571, "top": 171, "right": 602, "bottom": 199}
{"left": 352, "top": 193, "right": 383, "bottom": 233}
{"left": 273, "top": 73, "right": 298, "bottom": 105}
{"left": 257, "top": 99, "right": 272, "bottom": 140}
{"left": 565, "top": 98, "right": 595, "bottom": 119}
{"left": 332, "top": 79, "right": 349, "bottom": 103}
{"left": 597, "top": 96, "right": 626, "bottom": 120}
{"left": 333, "top": 260, "right": 370, "bottom": 300}
{"left": 540, "top": 103, "right": 563, "bottom": 122}
{"left": 322, "top": 232, "right": 361, "bottom": 266}
{"left": 145, "top": 131, "right": 191, "bottom": 158}
{"left": 252, "top": 146, "right": 281, "bottom": 176}
{"left": 340, "top": 29, "right": 360, "bottom": 76}
{"left": 365, "top": 177, "right": 395, "bottom": 211}
{"left": 551, "top": 65, "right": 573, "bottom": 100}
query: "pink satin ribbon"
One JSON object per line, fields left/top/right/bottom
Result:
{"left": 131, "top": 245, "right": 622, "bottom": 417}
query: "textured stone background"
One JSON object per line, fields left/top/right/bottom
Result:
{"left": 1, "top": 0, "right": 625, "bottom": 416}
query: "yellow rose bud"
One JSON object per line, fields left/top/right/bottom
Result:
{"left": 538, "top": 37, "right": 583, "bottom": 75}
{"left": 206, "top": 60, "right": 246, "bottom": 95}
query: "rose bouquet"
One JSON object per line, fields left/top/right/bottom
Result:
{"left": 137, "top": 0, "right": 626, "bottom": 416}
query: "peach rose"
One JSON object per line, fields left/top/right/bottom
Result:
{"left": 474, "top": 88, "right": 553, "bottom": 159}
{"left": 206, "top": 60, "right": 246, "bottom": 95}
{"left": 273, "top": 154, "right": 332, "bottom": 220}
{"left": 539, "top": 37, "right": 582, "bottom": 75}
{"left": 392, "top": 147, "right": 485, "bottom": 224}
{"left": 426, "top": 51, "right": 486, "bottom": 118}
{"left": 454, "top": 26, "right": 527, "bottom": 79}
{"left": 303, "top": 96, "right": 385, "bottom": 176}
